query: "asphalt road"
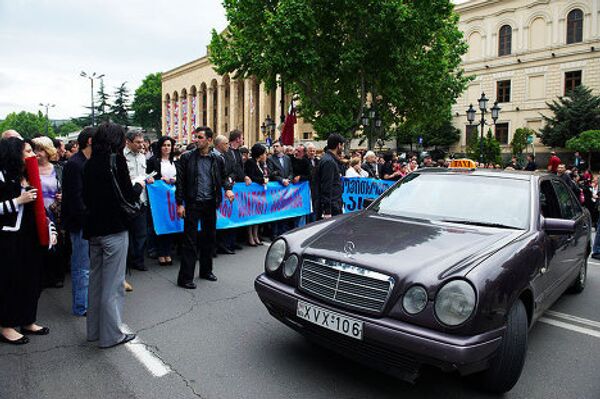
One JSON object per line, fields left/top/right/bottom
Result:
{"left": 1, "top": 244, "right": 599, "bottom": 399}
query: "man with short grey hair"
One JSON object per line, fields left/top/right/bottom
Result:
{"left": 362, "top": 150, "right": 379, "bottom": 179}
{"left": 124, "top": 130, "right": 152, "bottom": 271}
{"left": 1, "top": 129, "right": 23, "bottom": 140}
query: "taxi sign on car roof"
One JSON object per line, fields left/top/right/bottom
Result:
{"left": 449, "top": 159, "right": 477, "bottom": 169}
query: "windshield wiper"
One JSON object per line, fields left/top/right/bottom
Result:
{"left": 440, "top": 219, "right": 521, "bottom": 230}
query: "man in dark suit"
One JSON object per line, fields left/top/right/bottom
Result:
{"left": 361, "top": 150, "right": 380, "bottom": 179}
{"left": 175, "top": 127, "right": 234, "bottom": 289}
{"left": 305, "top": 143, "right": 320, "bottom": 223}
{"left": 315, "top": 134, "right": 345, "bottom": 219}
{"left": 267, "top": 141, "right": 297, "bottom": 236}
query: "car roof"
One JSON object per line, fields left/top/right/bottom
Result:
{"left": 415, "top": 167, "right": 551, "bottom": 181}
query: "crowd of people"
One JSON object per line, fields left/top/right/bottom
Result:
{"left": 1, "top": 124, "right": 599, "bottom": 348}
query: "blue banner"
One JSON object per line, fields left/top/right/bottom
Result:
{"left": 147, "top": 181, "right": 312, "bottom": 235}
{"left": 341, "top": 177, "right": 395, "bottom": 213}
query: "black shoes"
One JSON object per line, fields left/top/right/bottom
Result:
{"left": 233, "top": 244, "right": 243, "bottom": 250}
{"left": 0, "top": 334, "right": 29, "bottom": 345}
{"left": 178, "top": 281, "right": 197, "bottom": 289}
{"left": 21, "top": 326, "right": 50, "bottom": 336}
{"left": 132, "top": 265, "right": 148, "bottom": 271}
{"left": 217, "top": 246, "right": 235, "bottom": 255}
{"left": 100, "top": 334, "right": 136, "bottom": 349}
{"left": 200, "top": 273, "right": 218, "bottom": 282}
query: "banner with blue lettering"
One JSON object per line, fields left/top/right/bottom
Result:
{"left": 147, "top": 181, "right": 312, "bottom": 235}
{"left": 341, "top": 177, "right": 395, "bottom": 213}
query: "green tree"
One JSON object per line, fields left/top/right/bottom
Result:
{"left": 96, "top": 79, "right": 111, "bottom": 123}
{"left": 110, "top": 82, "right": 131, "bottom": 126}
{"left": 539, "top": 85, "right": 600, "bottom": 148}
{"left": 421, "top": 118, "right": 460, "bottom": 149}
{"left": 55, "top": 121, "right": 82, "bottom": 136}
{"left": 132, "top": 73, "right": 162, "bottom": 133}
{"left": 467, "top": 128, "right": 501, "bottom": 164}
{"left": 511, "top": 127, "right": 534, "bottom": 156}
{"left": 566, "top": 130, "right": 600, "bottom": 168}
{"left": 209, "top": 0, "right": 470, "bottom": 141}
{"left": 0, "top": 111, "right": 55, "bottom": 138}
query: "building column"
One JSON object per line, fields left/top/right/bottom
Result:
{"left": 218, "top": 83, "right": 227, "bottom": 135}
{"left": 258, "top": 82, "right": 268, "bottom": 143}
{"left": 207, "top": 87, "right": 214, "bottom": 130}
{"left": 162, "top": 100, "right": 167, "bottom": 136}
{"left": 243, "top": 79, "right": 253, "bottom": 145}
{"left": 187, "top": 94, "right": 194, "bottom": 143}
{"left": 229, "top": 80, "right": 237, "bottom": 132}
{"left": 275, "top": 82, "right": 283, "bottom": 131}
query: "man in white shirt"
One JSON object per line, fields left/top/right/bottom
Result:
{"left": 124, "top": 131, "right": 153, "bottom": 271}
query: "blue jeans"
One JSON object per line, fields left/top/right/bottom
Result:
{"left": 593, "top": 220, "right": 600, "bottom": 255}
{"left": 70, "top": 230, "right": 90, "bottom": 316}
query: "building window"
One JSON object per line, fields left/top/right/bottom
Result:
{"left": 495, "top": 123, "right": 509, "bottom": 145}
{"left": 564, "top": 71, "right": 582, "bottom": 95}
{"left": 498, "top": 25, "right": 512, "bottom": 56}
{"left": 567, "top": 9, "right": 583, "bottom": 44}
{"left": 497, "top": 80, "right": 511, "bottom": 103}
{"left": 303, "top": 131, "right": 313, "bottom": 140}
{"left": 466, "top": 125, "right": 478, "bottom": 145}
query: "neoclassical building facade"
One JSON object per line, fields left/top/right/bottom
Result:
{"left": 161, "top": 57, "right": 313, "bottom": 146}
{"left": 162, "top": 0, "right": 600, "bottom": 151}
{"left": 452, "top": 0, "right": 600, "bottom": 153}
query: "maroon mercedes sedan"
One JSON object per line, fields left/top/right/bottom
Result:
{"left": 255, "top": 168, "right": 591, "bottom": 393}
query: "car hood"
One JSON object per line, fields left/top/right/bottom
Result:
{"left": 300, "top": 212, "right": 523, "bottom": 282}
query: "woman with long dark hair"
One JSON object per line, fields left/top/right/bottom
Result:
{"left": 0, "top": 138, "right": 56, "bottom": 344}
{"left": 244, "top": 144, "right": 269, "bottom": 246}
{"left": 83, "top": 123, "right": 143, "bottom": 348}
{"left": 146, "top": 136, "right": 177, "bottom": 266}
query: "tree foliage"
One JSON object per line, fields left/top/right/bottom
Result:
{"left": 209, "top": 0, "right": 470, "bottom": 140}
{"left": 511, "top": 127, "right": 534, "bottom": 156}
{"left": 467, "top": 128, "right": 501, "bottom": 164}
{"left": 0, "top": 111, "right": 55, "bottom": 138}
{"left": 132, "top": 73, "right": 162, "bottom": 133}
{"left": 566, "top": 130, "right": 600, "bottom": 167}
{"left": 96, "top": 79, "right": 111, "bottom": 124}
{"left": 109, "top": 82, "right": 131, "bottom": 126}
{"left": 540, "top": 85, "right": 600, "bottom": 148}
{"left": 54, "top": 121, "right": 82, "bottom": 136}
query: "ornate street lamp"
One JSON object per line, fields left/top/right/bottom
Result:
{"left": 467, "top": 93, "right": 500, "bottom": 165}
{"left": 262, "top": 115, "right": 276, "bottom": 150}
{"left": 361, "top": 106, "right": 383, "bottom": 150}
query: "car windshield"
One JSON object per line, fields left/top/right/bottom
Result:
{"left": 372, "top": 173, "right": 530, "bottom": 229}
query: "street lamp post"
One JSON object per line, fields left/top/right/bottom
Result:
{"left": 261, "top": 115, "right": 276, "bottom": 151}
{"left": 80, "top": 71, "right": 105, "bottom": 126}
{"left": 39, "top": 103, "right": 55, "bottom": 135}
{"left": 361, "top": 106, "right": 382, "bottom": 150}
{"left": 466, "top": 93, "right": 500, "bottom": 164}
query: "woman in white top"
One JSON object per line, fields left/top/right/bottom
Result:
{"left": 146, "top": 136, "right": 177, "bottom": 266}
{"left": 345, "top": 157, "right": 369, "bottom": 178}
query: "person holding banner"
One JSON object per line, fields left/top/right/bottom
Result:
{"left": 244, "top": 143, "right": 270, "bottom": 246}
{"left": 315, "top": 133, "right": 345, "bottom": 219}
{"left": 0, "top": 137, "right": 57, "bottom": 345}
{"left": 146, "top": 136, "right": 177, "bottom": 266}
{"left": 175, "top": 127, "right": 234, "bottom": 289}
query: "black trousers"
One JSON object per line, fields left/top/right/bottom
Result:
{"left": 178, "top": 200, "right": 217, "bottom": 284}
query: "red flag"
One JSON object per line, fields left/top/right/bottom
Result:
{"left": 280, "top": 100, "right": 296, "bottom": 146}
{"left": 25, "top": 156, "right": 49, "bottom": 246}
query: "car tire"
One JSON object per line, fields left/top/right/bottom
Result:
{"left": 475, "top": 300, "right": 528, "bottom": 394}
{"left": 569, "top": 258, "right": 587, "bottom": 294}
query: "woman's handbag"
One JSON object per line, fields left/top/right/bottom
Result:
{"left": 109, "top": 153, "right": 142, "bottom": 222}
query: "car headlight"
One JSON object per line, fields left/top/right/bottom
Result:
{"left": 283, "top": 254, "right": 299, "bottom": 278}
{"left": 402, "top": 285, "right": 428, "bottom": 315}
{"left": 434, "top": 280, "right": 476, "bottom": 326}
{"left": 265, "top": 239, "right": 287, "bottom": 272}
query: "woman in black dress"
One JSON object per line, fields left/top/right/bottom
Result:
{"left": 244, "top": 144, "right": 269, "bottom": 246}
{"left": 0, "top": 138, "right": 57, "bottom": 345}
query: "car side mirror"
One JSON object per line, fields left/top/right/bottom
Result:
{"left": 542, "top": 218, "right": 576, "bottom": 235}
{"left": 363, "top": 198, "right": 375, "bottom": 208}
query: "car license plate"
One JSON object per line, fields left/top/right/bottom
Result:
{"left": 296, "top": 301, "right": 363, "bottom": 340}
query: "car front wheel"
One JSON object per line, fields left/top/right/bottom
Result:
{"left": 475, "top": 300, "right": 528, "bottom": 394}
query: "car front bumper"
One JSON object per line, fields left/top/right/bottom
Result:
{"left": 255, "top": 273, "right": 504, "bottom": 381}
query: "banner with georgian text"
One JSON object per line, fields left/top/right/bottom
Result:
{"left": 147, "top": 181, "right": 311, "bottom": 235}
{"left": 341, "top": 177, "right": 395, "bottom": 213}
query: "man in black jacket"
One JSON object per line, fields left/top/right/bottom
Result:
{"left": 267, "top": 141, "right": 297, "bottom": 237}
{"left": 175, "top": 127, "right": 234, "bottom": 289}
{"left": 62, "top": 127, "right": 95, "bottom": 316}
{"left": 315, "top": 134, "right": 345, "bottom": 219}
